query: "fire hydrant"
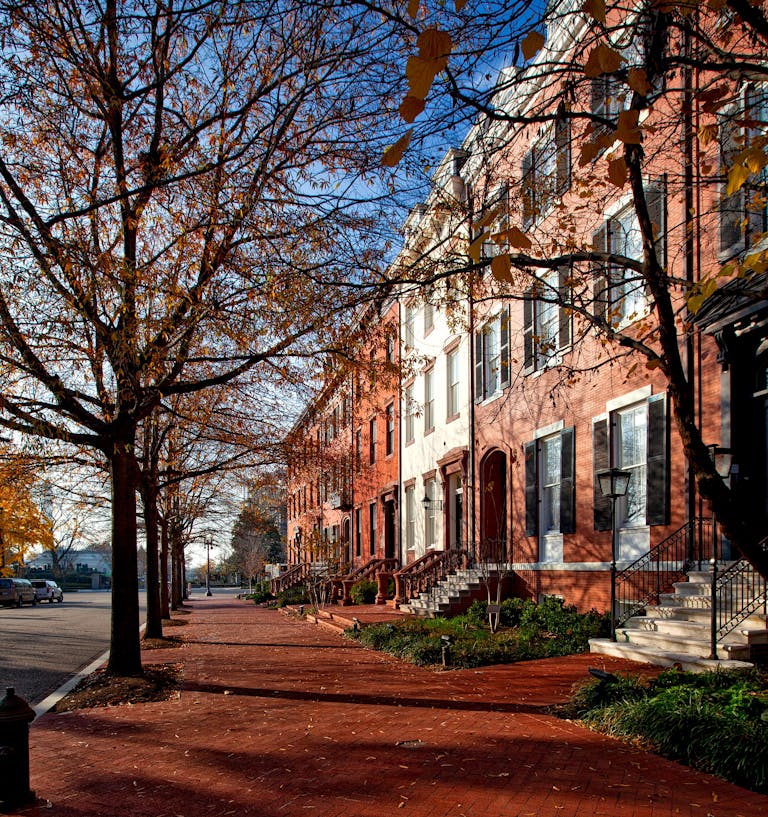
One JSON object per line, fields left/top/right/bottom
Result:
{"left": 0, "top": 687, "right": 35, "bottom": 811}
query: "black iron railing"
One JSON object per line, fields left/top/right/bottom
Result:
{"left": 615, "top": 518, "right": 714, "bottom": 627}
{"left": 393, "top": 547, "right": 468, "bottom": 605}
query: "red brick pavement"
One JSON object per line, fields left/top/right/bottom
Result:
{"left": 20, "top": 597, "right": 768, "bottom": 817}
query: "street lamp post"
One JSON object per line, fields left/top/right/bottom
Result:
{"left": 205, "top": 536, "right": 215, "bottom": 597}
{"left": 597, "top": 468, "right": 631, "bottom": 642}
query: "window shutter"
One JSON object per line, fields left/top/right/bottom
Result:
{"left": 500, "top": 306, "right": 510, "bottom": 389}
{"left": 474, "top": 329, "right": 484, "bottom": 402}
{"left": 524, "top": 440, "right": 538, "bottom": 537}
{"left": 558, "top": 265, "right": 572, "bottom": 349}
{"left": 593, "top": 418, "right": 612, "bottom": 531}
{"left": 646, "top": 393, "right": 669, "bottom": 526}
{"left": 555, "top": 117, "right": 571, "bottom": 196}
{"left": 646, "top": 176, "right": 667, "bottom": 268}
{"left": 719, "top": 110, "right": 745, "bottom": 255}
{"left": 560, "top": 426, "right": 576, "bottom": 534}
{"left": 521, "top": 150, "right": 534, "bottom": 229}
{"left": 591, "top": 224, "right": 609, "bottom": 320}
{"left": 523, "top": 292, "right": 535, "bottom": 372}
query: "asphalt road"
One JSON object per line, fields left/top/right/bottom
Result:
{"left": 0, "top": 590, "right": 147, "bottom": 706}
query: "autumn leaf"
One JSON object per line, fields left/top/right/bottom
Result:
{"left": 627, "top": 68, "right": 651, "bottom": 96}
{"left": 473, "top": 204, "right": 503, "bottom": 231}
{"left": 581, "top": 0, "right": 606, "bottom": 23}
{"left": 726, "top": 163, "right": 751, "bottom": 196}
{"left": 406, "top": 55, "right": 445, "bottom": 99}
{"left": 381, "top": 129, "right": 413, "bottom": 167}
{"left": 506, "top": 226, "right": 533, "bottom": 249}
{"left": 741, "top": 146, "right": 768, "bottom": 174}
{"left": 469, "top": 231, "right": 487, "bottom": 263}
{"left": 521, "top": 31, "right": 546, "bottom": 61}
{"left": 579, "top": 141, "right": 600, "bottom": 166}
{"left": 491, "top": 254, "right": 514, "bottom": 283}
{"left": 455, "top": 0, "right": 468, "bottom": 9}
{"left": 616, "top": 110, "right": 642, "bottom": 144}
{"left": 408, "top": 0, "right": 420, "bottom": 17}
{"left": 399, "top": 95, "right": 425, "bottom": 123}
{"left": 608, "top": 156, "right": 628, "bottom": 187}
{"left": 418, "top": 28, "right": 452, "bottom": 60}
{"left": 584, "top": 43, "right": 624, "bottom": 78}
{"left": 697, "top": 123, "right": 718, "bottom": 147}
{"left": 646, "top": 358, "right": 662, "bottom": 370}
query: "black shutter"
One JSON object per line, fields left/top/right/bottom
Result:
{"left": 521, "top": 150, "right": 534, "bottom": 229}
{"left": 592, "top": 224, "right": 609, "bottom": 320}
{"left": 555, "top": 117, "right": 571, "bottom": 196}
{"left": 474, "top": 329, "right": 484, "bottom": 402}
{"left": 523, "top": 291, "right": 535, "bottom": 372}
{"left": 646, "top": 176, "right": 667, "bottom": 268}
{"left": 745, "top": 86, "right": 768, "bottom": 240}
{"left": 558, "top": 265, "right": 572, "bottom": 349}
{"left": 560, "top": 426, "right": 576, "bottom": 534}
{"left": 500, "top": 306, "right": 510, "bottom": 389}
{"left": 524, "top": 440, "right": 538, "bottom": 537}
{"left": 593, "top": 418, "right": 612, "bottom": 531}
{"left": 646, "top": 393, "right": 670, "bottom": 526}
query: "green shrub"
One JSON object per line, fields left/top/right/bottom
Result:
{"left": 350, "top": 579, "right": 378, "bottom": 605}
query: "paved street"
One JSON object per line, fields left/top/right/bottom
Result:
{"left": 23, "top": 596, "right": 768, "bottom": 817}
{"left": 0, "top": 590, "right": 146, "bottom": 705}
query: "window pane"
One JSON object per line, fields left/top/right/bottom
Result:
{"left": 617, "top": 405, "right": 647, "bottom": 527}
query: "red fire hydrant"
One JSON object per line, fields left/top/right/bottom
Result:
{"left": 0, "top": 687, "right": 36, "bottom": 811}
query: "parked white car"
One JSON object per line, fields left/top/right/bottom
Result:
{"left": 30, "top": 579, "right": 64, "bottom": 603}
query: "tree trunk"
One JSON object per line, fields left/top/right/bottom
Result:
{"left": 141, "top": 483, "right": 163, "bottom": 640}
{"left": 106, "top": 436, "right": 142, "bottom": 677}
{"left": 160, "top": 515, "right": 170, "bottom": 619}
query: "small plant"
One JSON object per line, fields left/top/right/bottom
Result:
{"left": 350, "top": 579, "right": 378, "bottom": 605}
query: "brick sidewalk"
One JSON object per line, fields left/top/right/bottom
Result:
{"left": 21, "top": 597, "right": 768, "bottom": 817}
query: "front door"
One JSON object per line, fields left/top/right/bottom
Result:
{"left": 383, "top": 500, "right": 396, "bottom": 560}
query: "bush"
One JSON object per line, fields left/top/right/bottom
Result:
{"left": 571, "top": 667, "right": 768, "bottom": 793}
{"left": 350, "top": 579, "right": 378, "bottom": 605}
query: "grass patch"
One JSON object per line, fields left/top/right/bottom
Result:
{"left": 346, "top": 597, "right": 610, "bottom": 669}
{"left": 563, "top": 666, "right": 768, "bottom": 793}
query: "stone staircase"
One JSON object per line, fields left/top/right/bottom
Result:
{"left": 399, "top": 568, "right": 497, "bottom": 617}
{"left": 590, "top": 568, "right": 768, "bottom": 671}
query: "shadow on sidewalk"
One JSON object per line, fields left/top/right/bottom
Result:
{"left": 182, "top": 680, "right": 550, "bottom": 715}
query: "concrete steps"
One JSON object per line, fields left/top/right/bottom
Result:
{"left": 590, "top": 565, "right": 767, "bottom": 671}
{"left": 400, "top": 568, "right": 497, "bottom": 618}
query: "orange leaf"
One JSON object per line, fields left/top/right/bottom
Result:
{"left": 697, "top": 123, "right": 718, "bottom": 147}
{"left": 579, "top": 141, "right": 600, "bottom": 167}
{"left": 491, "top": 254, "right": 513, "bottom": 283}
{"left": 608, "top": 156, "right": 628, "bottom": 188}
{"left": 726, "top": 163, "right": 751, "bottom": 196}
{"left": 616, "top": 109, "right": 642, "bottom": 144}
{"left": 408, "top": 0, "right": 420, "bottom": 18}
{"left": 455, "top": 0, "right": 468, "bottom": 9}
{"left": 418, "top": 28, "right": 452, "bottom": 60}
{"left": 627, "top": 68, "right": 651, "bottom": 96}
{"left": 406, "top": 55, "right": 440, "bottom": 100}
{"left": 381, "top": 129, "right": 413, "bottom": 167}
{"left": 399, "top": 95, "right": 426, "bottom": 123}
{"left": 506, "top": 226, "right": 532, "bottom": 250}
{"left": 521, "top": 31, "right": 545, "bottom": 61}
{"left": 584, "top": 43, "right": 624, "bottom": 78}
{"left": 469, "top": 231, "right": 487, "bottom": 263}
{"left": 581, "top": 0, "right": 606, "bottom": 23}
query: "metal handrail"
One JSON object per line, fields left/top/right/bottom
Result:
{"left": 393, "top": 547, "right": 468, "bottom": 603}
{"left": 341, "top": 557, "right": 400, "bottom": 583}
{"left": 711, "top": 536, "right": 768, "bottom": 651}
{"left": 615, "top": 517, "right": 714, "bottom": 627}
{"left": 270, "top": 562, "right": 311, "bottom": 595}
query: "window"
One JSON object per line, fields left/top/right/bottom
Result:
{"left": 405, "top": 485, "right": 416, "bottom": 554}
{"left": 446, "top": 346, "right": 460, "bottom": 418}
{"left": 524, "top": 428, "right": 576, "bottom": 543}
{"left": 472, "top": 185, "right": 509, "bottom": 259}
{"left": 521, "top": 119, "right": 570, "bottom": 228}
{"left": 424, "top": 367, "right": 435, "bottom": 432}
{"left": 592, "top": 181, "right": 665, "bottom": 326}
{"left": 404, "top": 382, "right": 415, "bottom": 444}
{"left": 593, "top": 394, "right": 669, "bottom": 534}
{"left": 385, "top": 403, "right": 395, "bottom": 456}
{"left": 386, "top": 333, "right": 395, "bottom": 364}
{"left": 474, "top": 308, "right": 509, "bottom": 402}
{"left": 424, "top": 477, "right": 437, "bottom": 548}
{"left": 369, "top": 501, "right": 377, "bottom": 556}
{"left": 404, "top": 302, "right": 416, "bottom": 349}
{"left": 523, "top": 269, "right": 572, "bottom": 372}
{"left": 424, "top": 300, "right": 434, "bottom": 334}
{"left": 369, "top": 418, "right": 377, "bottom": 464}
{"left": 355, "top": 507, "right": 362, "bottom": 557}
{"left": 720, "top": 86, "right": 768, "bottom": 256}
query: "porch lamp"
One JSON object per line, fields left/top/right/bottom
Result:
{"left": 421, "top": 494, "right": 443, "bottom": 511}
{"left": 707, "top": 445, "right": 733, "bottom": 566}
{"left": 597, "top": 468, "right": 631, "bottom": 642}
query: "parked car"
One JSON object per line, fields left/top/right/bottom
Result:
{"left": 31, "top": 579, "right": 64, "bottom": 603}
{"left": 0, "top": 578, "right": 37, "bottom": 607}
